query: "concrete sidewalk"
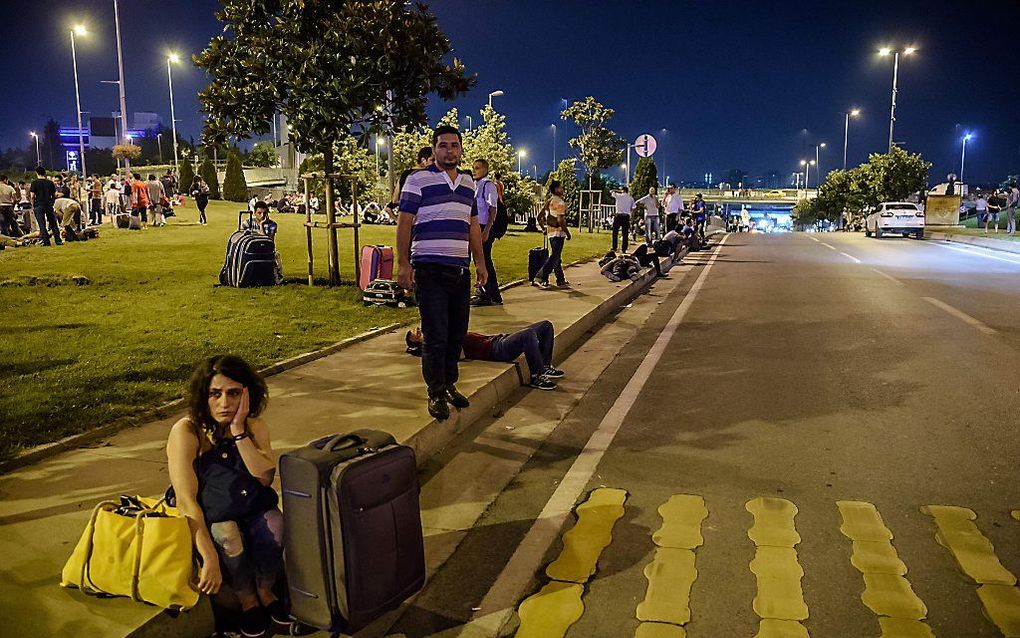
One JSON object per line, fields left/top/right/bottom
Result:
{"left": 925, "top": 229, "right": 1020, "bottom": 255}
{"left": 0, "top": 255, "right": 671, "bottom": 637}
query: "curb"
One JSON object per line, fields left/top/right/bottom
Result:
{"left": 925, "top": 230, "right": 1020, "bottom": 256}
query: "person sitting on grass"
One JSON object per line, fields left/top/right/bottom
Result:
{"left": 405, "top": 321, "right": 563, "bottom": 391}
{"left": 167, "top": 355, "right": 295, "bottom": 638}
{"left": 242, "top": 201, "right": 279, "bottom": 240}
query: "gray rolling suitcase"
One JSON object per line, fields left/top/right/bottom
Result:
{"left": 280, "top": 430, "right": 425, "bottom": 636}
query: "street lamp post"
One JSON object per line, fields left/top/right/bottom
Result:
{"left": 488, "top": 90, "right": 504, "bottom": 108}
{"left": 880, "top": 46, "right": 916, "bottom": 153}
{"left": 960, "top": 133, "right": 972, "bottom": 183}
{"left": 815, "top": 143, "right": 826, "bottom": 187}
{"left": 157, "top": 133, "right": 164, "bottom": 163}
{"left": 29, "top": 132, "right": 40, "bottom": 165}
{"left": 465, "top": 115, "right": 472, "bottom": 130}
{"left": 113, "top": 0, "right": 131, "bottom": 172}
{"left": 167, "top": 54, "right": 181, "bottom": 169}
{"left": 843, "top": 108, "right": 860, "bottom": 169}
{"left": 374, "top": 136, "right": 385, "bottom": 178}
{"left": 551, "top": 124, "right": 557, "bottom": 169}
{"left": 70, "top": 25, "right": 88, "bottom": 177}
{"left": 517, "top": 149, "right": 526, "bottom": 174}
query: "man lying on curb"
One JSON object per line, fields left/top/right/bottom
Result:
{"left": 405, "top": 320, "right": 564, "bottom": 396}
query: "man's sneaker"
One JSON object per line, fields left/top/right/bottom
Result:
{"left": 445, "top": 386, "right": 470, "bottom": 409}
{"left": 470, "top": 295, "right": 493, "bottom": 307}
{"left": 528, "top": 376, "right": 557, "bottom": 391}
{"left": 239, "top": 606, "right": 268, "bottom": 638}
{"left": 532, "top": 279, "right": 550, "bottom": 289}
{"left": 428, "top": 395, "right": 451, "bottom": 421}
{"left": 555, "top": 280, "right": 571, "bottom": 289}
{"left": 542, "top": 366, "right": 565, "bottom": 379}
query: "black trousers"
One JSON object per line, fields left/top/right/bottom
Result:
{"left": 611, "top": 214, "right": 630, "bottom": 252}
{"left": 539, "top": 236, "right": 565, "bottom": 283}
{"left": 479, "top": 234, "right": 501, "bottom": 302}
{"left": 0, "top": 206, "right": 20, "bottom": 237}
{"left": 490, "top": 320, "right": 555, "bottom": 378}
{"left": 666, "top": 213, "right": 679, "bottom": 233}
{"left": 34, "top": 206, "right": 62, "bottom": 245}
{"left": 414, "top": 263, "right": 471, "bottom": 397}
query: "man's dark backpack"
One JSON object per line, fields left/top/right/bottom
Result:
{"left": 487, "top": 181, "right": 510, "bottom": 239}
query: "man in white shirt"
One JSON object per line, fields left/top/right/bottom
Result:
{"left": 610, "top": 187, "right": 635, "bottom": 251}
{"left": 663, "top": 184, "right": 684, "bottom": 232}
{"left": 636, "top": 186, "right": 661, "bottom": 244}
{"left": 976, "top": 194, "right": 993, "bottom": 234}
{"left": 471, "top": 158, "right": 503, "bottom": 306}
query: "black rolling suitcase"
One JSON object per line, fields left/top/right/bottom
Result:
{"left": 528, "top": 233, "right": 549, "bottom": 281}
{"left": 280, "top": 430, "right": 425, "bottom": 636}
{"left": 219, "top": 211, "right": 277, "bottom": 287}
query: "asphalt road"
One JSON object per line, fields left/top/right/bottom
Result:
{"left": 386, "top": 232, "right": 1020, "bottom": 638}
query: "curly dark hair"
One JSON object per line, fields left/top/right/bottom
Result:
{"left": 187, "top": 355, "right": 268, "bottom": 432}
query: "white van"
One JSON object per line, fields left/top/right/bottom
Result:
{"left": 865, "top": 202, "right": 925, "bottom": 239}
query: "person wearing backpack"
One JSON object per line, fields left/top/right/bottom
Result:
{"left": 471, "top": 158, "right": 505, "bottom": 306}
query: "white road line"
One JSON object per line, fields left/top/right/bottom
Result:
{"left": 806, "top": 235, "right": 821, "bottom": 243}
{"left": 934, "top": 242, "right": 1020, "bottom": 266}
{"left": 472, "top": 234, "right": 731, "bottom": 622}
{"left": 869, "top": 268, "right": 902, "bottom": 284}
{"left": 839, "top": 251, "right": 862, "bottom": 263}
{"left": 922, "top": 297, "right": 997, "bottom": 335}
{"left": 819, "top": 242, "right": 837, "bottom": 251}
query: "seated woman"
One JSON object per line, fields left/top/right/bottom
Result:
{"left": 167, "top": 355, "right": 290, "bottom": 638}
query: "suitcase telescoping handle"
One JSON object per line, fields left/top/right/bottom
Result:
{"left": 238, "top": 210, "right": 253, "bottom": 231}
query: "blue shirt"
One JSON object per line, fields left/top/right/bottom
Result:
{"left": 474, "top": 177, "right": 497, "bottom": 226}
{"left": 399, "top": 165, "right": 477, "bottom": 267}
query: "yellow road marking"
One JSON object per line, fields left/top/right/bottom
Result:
{"left": 922, "top": 505, "right": 1016, "bottom": 585}
{"left": 515, "top": 581, "right": 584, "bottom": 638}
{"left": 878, "top": 617, "right": 936, "bottom": 637}
{"left": 636, "top": 548, "right": 697, "bottom": 625}
{"left": 747, "top": 497, "right": 802, "bottom": 547}
{"left": 923, "top": 505, "right": 1020, "bottom": 636}
{"left": 836, "top": 501, "right": 930, "bottom": 631}
{"left": 635, "top": 621, "right": 687, "bottom": 637}
{"left": 1012, "top": 510, "right": 1019, "bottom": 522}
{"left": 754, "top": 618, "right": 810, "bottom": 637}
{"left": 545, "top": 487, "right": 627, "bottom": 584}
{"left": 653, "top": 494, "right": 708, "bottom": 549}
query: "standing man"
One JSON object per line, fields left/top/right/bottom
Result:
{"left": 396, "top": 125, "right": 487, "bottom": 422}
{"left": 29, "top": 166, "right": 61, "bottom": 246}
{"left": 663, "top": 184, "right": 684, "bottom": 232}
{"left": 692, "top": 193, "right": 708, "bottom": 241}
{"left": 0, "top": 176, "right": 21, "bottom": 238}
{"left": 610, "top": 186, "right": 634, "bottom": 252}
{"left": 130, "top": 172, "right": 151, "bottom": 227}
{"left": 637, "top": 186, "right": 661, "bottom": 244}
{"left": 470, "top": 158, "right": 502, "bottom": 306}
{"left": 976, "top": 193, "right": 992, "bottom": 234}
{"left": 88, "top": 175, "right": 103, "bottom": 225}
{"left": 1006, "top": 182, "right": 1019, "bottom": 236}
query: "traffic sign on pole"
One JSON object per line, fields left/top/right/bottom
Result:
{"left": 634, "top": 134, "right": 657, "bottom": 158}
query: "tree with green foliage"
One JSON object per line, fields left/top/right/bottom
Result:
{"left": 198, "top": 157, "right": 220, "bottom": 199}
{"left": 546, "top": 158, "right": 580, "bottom": 221}
{"left": 390, "top": 108, "right": 461, "bottom": 177}
{"left": 298, "top": 137, "right": 376, "bottom": 205}
{"left": 246, "top": 141, "right": 277, "bottom": 168}
{"left": 178, "top": 156, "right": 195, "bottom": 192}
{"left": 463, "top": 105, "right": 514, "bottom": 176}
{"left": 196, "top": 0, "right": 473, "bottom": 284}
{"left": 791, "top": 198, "right": 822, "bottom": 227}
{"left": 630, "top": 157, "right": 659, "bottom": 209}
{"left": 222, "top": 151, "right": 249, "bottom": 202}
{"left": 561, "top": 97, "right": 625, "bottom": 188}
{"left": 813, "top": 147, "right": 930, "bottom": 221}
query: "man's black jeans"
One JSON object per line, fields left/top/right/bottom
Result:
{"left": 611, "top": 214, "right": 630, "bottom": 252}
{"left": 490, "top": 320, "right": 555, "bottom": 378}
{"left": 479, "top": 233, "right": 501, "bottom": 302}
{"left": 0, "top": 206, "right": 21, "bottom": 238}
{"left": 539, "top": 236, "right": 565, "bottom": 284}
{"left": 33, "top": 206, "right": 62, "bottom": 245}
{"left": 414, "top": 263, "right": 471, "bottom": 398}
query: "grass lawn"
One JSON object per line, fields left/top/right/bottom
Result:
{"left": 0, "top": 199, "right": 609, "bottom": 460}
{"left": 943, "top": 215, "right": 1020, "bottom": 241}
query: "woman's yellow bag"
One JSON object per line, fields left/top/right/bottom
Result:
{"left": 60, "top": 496, "right": 200, "bottom": 610}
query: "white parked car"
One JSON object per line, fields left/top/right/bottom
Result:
{"left": 865, "top": 202, "right": 925, "bottom": 239}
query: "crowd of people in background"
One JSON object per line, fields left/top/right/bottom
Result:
{"left": 969, "top": 182, "right": 1019, "bottom": 235}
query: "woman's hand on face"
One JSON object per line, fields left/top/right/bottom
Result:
{"left": 196, "top": 555, "right": 222, "bottom": 595}
{"left": 230, "top": 388, "right": 249, "bottom": 437}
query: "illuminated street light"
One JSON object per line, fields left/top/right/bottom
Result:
{"left": 488, "top": 90, "right": 504, "bottom": 108}
{"left": 166, "top": 53, "right": 181, "bottom": 168}
{"left": 843, "top": 108, "right": 861, "bottom": 169}
{"left": 69, "top": 24, "right": 88, "bottom": 176}
{"left": 517, "top": 149, "right": 526, "bottom": 174}
{"left": 551, "top": 124, "right": 557, "bottom": 169}
{"left": 960, "top": 133, "right": 973, "bottom": 183}
{"left": 815, "top": 143, "right": 826, "bottom": 187}
{"left": 879, "top": 46, "right": 917, "bottom": 152}
{"left": 29, "top": 131, "right": 40, "bottom": 165}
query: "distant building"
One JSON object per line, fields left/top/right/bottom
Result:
{"left": 61, "top": 112, "right": 163, "bottom": 151}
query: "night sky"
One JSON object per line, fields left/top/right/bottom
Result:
{"left": 3, "top": 1, "right": 1017, "bottom": 184}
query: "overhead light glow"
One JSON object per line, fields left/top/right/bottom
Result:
{"left": 879, "top": 47, "right": 892, "bottom": 56}
{"left": 168, "top": 52, "right": 181, "bottom": 64}
{"left": 904, "top": 46, "right": 917, "bottom": 55}
{"left": 73, "top": 25, "right": 87, "bottom": 36}
{"left": 851, "top": 108, "right": 861, "bottom": 117}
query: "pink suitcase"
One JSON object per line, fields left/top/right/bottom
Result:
{"left": 359, "top": 245, "right": 394, "bottom": 290}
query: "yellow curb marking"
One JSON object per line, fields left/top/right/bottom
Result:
{"left": 750, "top": 546, "right": 810, "bottom": 621}
{"left": 545, "top": 487, "right": 628, "bottom": 584}
{"left": 1012, "top": 510, "right": 1019, "bottom": 522}
{"left": 635, "top": 621, "right": 687, "bottom": 638}
{"left": 877, "top": 617, "right": 937, "bottom": 638}
{"left": 652, "top": 494, "right": 708, "bottom": 549}
{"left": 747, "top": 497, "right": 802, "bottom": 547}
{"left": 746, "top": 497, "right": 809, "bottom": 632}
{"left": 975, "top": 585, "right": 1020, "bottom": 637}
{"left": 754, "top": 618, "right": 811, "bottom": 638}
{"left": 636, "top": 548, "right": 697, "bottom": 625}
{"left": 922, "top": 505, "right": 1016, "bottom": 585}
{"left": 923, "top": 505, "right": 1020, "bottom": 636}
{"left": 515, "top": 581, "right": 584, "bottom": 638}
{"left": 836, "top": 501, "right": 930, "bottom": 629}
